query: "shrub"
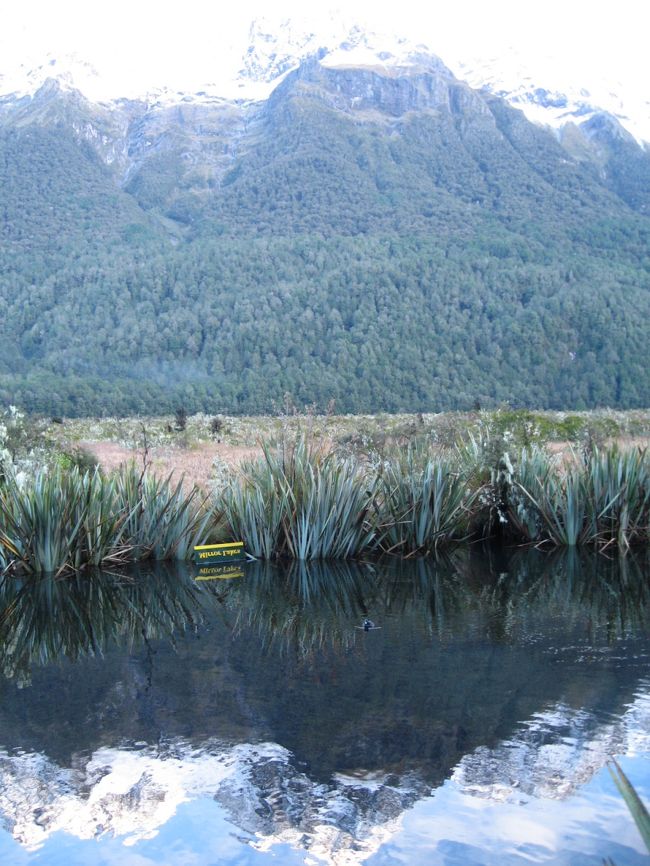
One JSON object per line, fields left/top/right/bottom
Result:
{"left": 174, "top": 407, "right": 188, "bottom": 431}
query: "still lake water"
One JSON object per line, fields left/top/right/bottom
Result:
{"left": 0, "top": 549, "right": 649, "bottom": 865}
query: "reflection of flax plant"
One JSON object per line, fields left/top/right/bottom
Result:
{"left": 479, "top": 547, "right": 650, "bottom": 639}
{"left": 0, "top": 563, "right": 208, "bottom": 681}
{"left": 229, "top": 560, "right": 374, "bottom": 656}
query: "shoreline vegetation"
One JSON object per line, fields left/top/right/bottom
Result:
{"left": 0, "top": 408, "right": 649, "bottom": 574}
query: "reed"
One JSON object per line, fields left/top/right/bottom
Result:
{"left": 608, "top": 758, "right": 650, "bottom": 854}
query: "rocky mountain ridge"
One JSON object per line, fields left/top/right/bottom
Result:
{"left": 2, "top": 39, "right": 647, "bottom": 223}
{"left": 1, "top": 19, "right": 647, "bottom": 151}
{"left": 0, "top": 20, "right": 649, "bottom": 414}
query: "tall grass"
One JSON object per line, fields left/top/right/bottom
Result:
{"left": 217, "top": 437, "right": 376, "bottom": 559}
{"left": 0, "top": 464, "right": 210, "bottom": 575}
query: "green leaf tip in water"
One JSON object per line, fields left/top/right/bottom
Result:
{"left": 608, "top": 757, "right": 650, "bottom": 853}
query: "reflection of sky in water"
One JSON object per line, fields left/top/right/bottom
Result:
{"left": 0, "top": 553, "right": 649, "bottom": 864}
{"left": 0, "top": 799, "right": 305, "bottom": 865}
{"left": 373, "top": 757, "right": 650, "bottom": 866}
{"left": 0, "top": 755, "right": 648, "bottom": 865}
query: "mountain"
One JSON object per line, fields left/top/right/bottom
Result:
{"left": 454, "top": 49, "right": 650, "bottom": 216}
{"left": 454, "top": 46, "right": 650, "bottom": 144}
{"left": 0, "top": 23, "right": 648, "bottom": 415}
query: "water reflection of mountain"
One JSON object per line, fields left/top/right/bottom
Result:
{"left": 0, "top": 550, "right": 649, "bottom": 858}
{"left": 1, "top": 689, "right": 648, "bottom": 858}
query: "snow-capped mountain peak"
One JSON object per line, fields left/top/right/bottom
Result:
{"left": 453, "top": 49, "right": 650, "bottom": 146}
{"left": 237, "top": 18, "right": 448, "bottom": 96}
{"left": 0, "top": 52, "right": 104, "bottom": 102}
{"left": 0, "top": 19, "right": 647, "bottom": 145}
{"left": 0, "top": 20, "right": 444, "bottom": 107}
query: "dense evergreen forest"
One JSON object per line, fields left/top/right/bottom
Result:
{"left": 0, "top": 59, "right": 649, "bottom": 415}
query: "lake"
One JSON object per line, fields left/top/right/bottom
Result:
{"left": 0, "top": 548, "right": 649, "bottom": 865}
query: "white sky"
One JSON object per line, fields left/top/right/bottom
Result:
{"left": 0, "top": 0, "right": 648, "bottom": 97}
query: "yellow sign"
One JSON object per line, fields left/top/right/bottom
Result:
{"left": 194, "top": 542, "right": 244, "bottom": 551}
{"left": 193, "top": 541, "right": 245, "bottom": 563}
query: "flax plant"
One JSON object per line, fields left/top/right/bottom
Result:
{"left": 512, "top": 446, "right": 650, "bottom": 548}
{"left": 0, "top": 467, "right": 125, "bottom": 575}
{"left": 376, "top": 446, "right": 477, "bottom": 555}
{"left": 216, "top": 435, "right": 376, "bottom": 560}
{"left": 114, "top": 464, "right": 211, "bottom": 561}
{"left": 0, "top": 464, "right": 209, "bottom": 574}
{"left": 584, "top": 447, "right": 650, "bottom": 548}
{"left": 513, "top": 449, "right": 589, "bottom": 546}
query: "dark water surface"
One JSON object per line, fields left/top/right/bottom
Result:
{"left": 0, "top": 549, "right": 649, "bottom": 865}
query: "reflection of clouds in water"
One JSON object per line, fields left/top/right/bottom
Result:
{"left": 0, "top": 743, "right": 279, "bottom": 849}
{"left": 0, "top": 741, "right": 417, "bottom": 865}
{"left": 382, "top": 770, "right": 649, "bottom": 866}
{"left": 0, "top": 694, "right": 649, "bottom": 864}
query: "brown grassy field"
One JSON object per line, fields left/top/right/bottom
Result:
{"left": 80, "top": 440, "right": 260, "bottom": 491}
{"left": 49, "top": 409, "right": 650, "bottom": 492}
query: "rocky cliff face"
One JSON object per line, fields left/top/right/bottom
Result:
{"left": 1, "top": 40, "right": 648, "bottom": 220}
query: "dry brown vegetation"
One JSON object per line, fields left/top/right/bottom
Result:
{"left": 80, "top": 440, "right": 261, "bottom": 492}
{"left": 43, "top": 409, "right": 650, "bottom": 493}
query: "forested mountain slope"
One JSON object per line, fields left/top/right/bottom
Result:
{"left": 0, "top": 52, "right": 648, "bottom": 415}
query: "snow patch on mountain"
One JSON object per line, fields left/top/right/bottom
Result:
{"left": 0, "top": 19, "right": 647, "bottom": 146}
{"left": 453, "top": 684, "right": 650, "bottom": 803}
{"left": 452, "top": 49, "right": 650, "bottom": 146}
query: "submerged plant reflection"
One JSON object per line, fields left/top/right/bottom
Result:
{"left": 0, "top": 562, "right": 218, "bottom": 682}
{"left": 0, "top": 549, "right": 649, "bottom": 681}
